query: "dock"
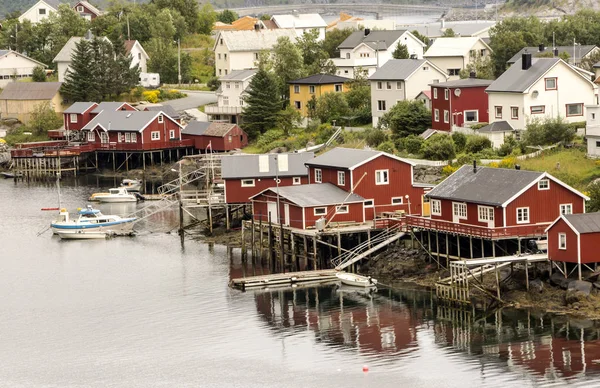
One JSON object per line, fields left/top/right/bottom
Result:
{"left": 230, "top": 269, "right": 338, "bottom": 290}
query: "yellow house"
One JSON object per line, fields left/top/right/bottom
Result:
{"left": 288, "top": 74, "right": 351, "bottom": 117}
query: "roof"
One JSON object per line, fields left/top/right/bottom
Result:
{"left": 477, "top": 121, "right": 515, "bottom": 133}
{"left": 82, "top": 111, "right": 177, "bottom": 132}
{"left": 288, "top": 74, "right": 350, "bottom": 85}
{"left": 426, "top": 165, "right": 544, "bottom": 206}
{"left": 181, "top": 121, "right": 238, "bottom": 137}
{"left": 219, "top": 69, "right": 257, "bottom": 81}
{"left": 563, "top": 213, "right": 600, "bottom": 234}
{"left": 76, "top": 1, "right": 102, "bottom": 16}
{"left": 419, "top": 128, "right": 442, "bottom": 140}
{"left": 305, "top": 147, "right": 414, "bottom": 169}
{"left": 400, "top": 21, "right": 495, "bottom": 38}
{"left": 369, "top": 59, "right": 428, "bottom": 81}
{"left": 143, "top": 104, "right": 180, "bottom": 119}
{"left": 255, "top": 183, "right": 365, "bottom": 207}
{"left": 327, "top": 12, "right": 363, "bottom": 30}
{"left": 486, "top": 58, "right": 560, "bottom": 93}
{"left": 508, "top": 45, "right": 598, "bottom": 64}
{"left": 214, "top": 29, "right": 299, "bottom": 52}
{"left": 0, "top": 82, "right": 62, "bottom": 100}
{"left": 63, "top": 102, "right": 97, "bottom": 114}
{"left": 0, "top": 50, "right": 46, "bottom": 68}
{"left": 338, "top": 30, "right": 407, "bottom": 50}
{"left": 271, "top": 14, "right": 327, "bottom": 29}
{"left": 431, "top": 78, "right": 494, "bottom": 88}
{"left": 424, "top": 37, "right": 486, "bottom": 57}
{"left": 221, "top": 152, "right": 314, "bottom": 179}
{"left": 594, "top": 61, "right": 600, "bottom": 68}
{"left": 261, "top": 20, "right": 278, "bottom": 29}
{"left": 91, "top": 102, "right": 133, "bottom": 114}
{"left": 418, "top": 90, "right": 432, "bottom": 99}
{"left": 44, "top": 0, "right": 61, "bottom": 9}
{"left": 213, "top": 16, "right": 259, "bottom": 31}
{"left": 53, "top": 37, "right": 82, "bottom": 63}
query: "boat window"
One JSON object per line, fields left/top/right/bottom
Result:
{"left": 109, "top": 189, "right": 119, "bottom": 194}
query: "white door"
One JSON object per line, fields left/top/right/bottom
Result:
{"left": 284, "top": 204, "right": 290, "bottom": 226}
{"left": 100, "top": 132, "right": 109, "bottom": 144}
{"left": 267, "top": 202, "right": 278, "bottom": 223}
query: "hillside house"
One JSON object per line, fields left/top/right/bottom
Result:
{"left": 0, "top": 50, "right": 47, "bottom": 87}
{"left": 0, "top": 82, "right": 63, "bottom": 124}
{"left": 424, "top": 37, "right": 492, "bottom": 80}
{"left": 18, "top": 0, "right": 59, "bottom": 24}
{"left": 289, "top": 74, "right": 350, "bottom": 117}
{"left": 271, "top": 14, "right": 327, "bottom": 41}
{"left": 586, "top": 105, "right": 600, "bottom": 158}
{"left": 205, "top": 69, "right": 256, "bottom": 124}
{"left": 415, "top": 90, "right": 432, "bottom": 109}
{"left": 124, "top": 40, "right": 149, "bottom": 73}
{"left": 54, "top": 36, "right": 112, "bottom": 82}
{"left": 73, "top": 1, "right": 102, "bottom": 20}
{"left": 181, "top": 121, "right": 248, "bottom": 151}
{"left": 401, "top": 20, "right": 495, "bottom": 40}
{"left": 508, "top": 45, "right": 600, "bottom": 67}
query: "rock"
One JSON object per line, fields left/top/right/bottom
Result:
{"left": 594, "top": 281, "right": 600, "bottom": 290}
{"left": 530, "top": 278, "right": 544, "bottom": 293}
{"left": 566, "top": 280, "right": 593, "bottom": 304}
{"left": 550, "top": 273, "right": 570, "bottom": 289}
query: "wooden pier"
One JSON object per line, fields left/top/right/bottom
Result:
{"left": 230, "top": 269, "right": 338, "bottom": 290}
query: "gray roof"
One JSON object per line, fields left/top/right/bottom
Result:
{"left": 215, "top": 29, "right": 299, "bottom": 52}
{"left": 306, "top": 147, "right": 412, "bottom": 169}
{"left": 0, "top": 50, "right": 9, "bottom": 57}
{"left": 63, "top": 102, "right": 97, "bottom": 114}
{"left": 219, "top": 69, "right": 257, "bottom": 81}
{"left": 259, "top": 183, "right": 365, "bottom": 207}
{"left": 563, "top": 213, "right": 600, "bottom": 234}
{"left": 369, "top": 59, "right": 427, "bottom": 81}
{"left": 338, "top": 30, "right": 407, "bottom": 50}
{"left": 143, "top": 104, "right": 180, "bottom": 119}
{"left": 181, "top": 121, "right": 210, "bottom": 135}
{"left": 53, "top": 37, "right": 82, "bottom": 63}
{"left": 182, "top": 121, "right": 238, "bottom": 137}
{"left": 486, "top": 58, "right": 560, "bottom": 93}
{"left": 91, "top": 102, "right": 133, "bottom": 114}
{"left": 82, "top": 111, "right": 165, "bottom": 132}
{"left": 426, "top": 165, "right": 543, "bottom": 206}
{"left": 431, "top": 78, "right": 494, "bottom": 88}
{"left": 289, "top": 74, "right": 350, "bottom": 85}
{"left": 477, "top": 121, "right": 515, "bottom": 133}
{"left": 508, "top": 45, "right": 598, "bottom": 64}
{"left": 45, "top": 0, "right": 61, "bottom": 8}
{"left": 0, "top": 82, "right": 62, "bottom": 100}
{"left": 420, "top": 128, "right": 442, "bottom": 140}
{"left": 400, "top": 21, "right": 495, "bottom": 38}
{"left": 221, "top": 152, "right": 314, "bottom": 179}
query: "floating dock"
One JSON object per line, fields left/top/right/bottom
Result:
{"left": 230, "top": 269, "right": 338, "bottom": 290}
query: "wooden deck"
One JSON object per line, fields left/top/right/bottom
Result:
{"left": 229, "top": 269, "right": 338, "bottom": 290}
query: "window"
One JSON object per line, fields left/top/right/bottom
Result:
{"left": 158, "top": 114, "right": 164, "bottom": 123}
{"left": 226, "top": 82, "right": 230, "bottom": 89}
{"left": 346, "top": 53, "right": 350, "bottom": 59}
{"left": 443, "top": 110, "right": 449, "bottom": 123}
{"left": 386, "top": 82, "right": 392, "bottom": 90}
{"left": 131, "top": 133, "right": 137, "bottom": 142}
{"left": 511, "top": 107, "right": 519, "bottom": 119}
{"left": 423, "top": 66, "right": 429, "bottom": 71}
{"left": 344, "top": 70, "right": 349, "bottom": 74}
{"left": 218, "top": 54, "right": 221, "bottom": 60}
{"left": 480, "top": 49, "right": 487, "bottom": 56}
{"left": 99, "top": 132, "right": 108, "bottom": 143}
{"left": 453, "top": 202, "right": 467, "bottom": 219}
{"left": 138, "top": 53, "right": 141, "bottom": 60}
{"left": 228, "top": 135, "right": 232, "bottom": 143}
{"left": 516, "top": 207, "right": 530, "bottom": 224}
{"left": 309, "top": 85, "right": 315, "bottom": 94}
{"left": 314, "top": 207, "right": 327, "bottom": 216}
{"left": 69, "top": 114, "right": 77, "bottom": 123}
{"left": 444, "top": 89, "right": 449, "bottom": 100}
{"left": 235, "top": 82, "right": 240, "bottom": 89}
{"left": 335, "top": 84, "right": 343, "bottom": 92}
{"left": 391, "top": 197, "right": 403, "bottom": 205}
{"left": 434, "top": 109, "right": 439, "bottom": 122}
{"left": 375, "top": 169, "right": 389, "bottom": 185}
{"left": 448, "top": 69, "right": 460, "bottom": 76}
{"left": 77, "top": 5, "right": 84, "bottom": 12}
{"left": 566, "top": 103, "right": 583, "bottom": 117}
{"left": 596, "top": 140, "right": 600, "bottom": 148}
{"left": 125, "top": 133, "right": 131, "bottom": 143}
{"left": 222, "top": 96, "right": 229, "bottom": 106}
{"left": 396, "top": 81, "right": 402, "bottom": 89}
{"left": 469, "top": 49, "right": 476, "bottom": 57}
{"left": 335, "top": 205, "right": 348, "bottom": 214}
{"left": 39, "top": 8, "right": 46, "bottom": 15}
{"left": 538, "top": 179, "right": 549, "bottom": 190}
{"left": 224, "top": 54, "right": 227, "bottom": 60}
{"left": 87, "top": 131, "right": 95, "bottom": 142}
{"left": 433, "top": 88, "right": 438, "bottom": 99}
{"left": 293, "top": 85, "right": 300, "bottom": 94}
{"left": 314, "top": 168, "right": 322, "bottom": 183}
{"left": 545, "top": 77, "right": 557, "bottom": 90}
{"left": 377, "top": 81, "right": 382, "bottom": 90}
{"left": 294, "top": 101, "right": 301, "bottom": 109}
{"left": 560, "top": 204, "right": 573, "bottom": 215}
{"left": 169, "top": 130, "right": 175, "bottom": 139}
{"left": 218, "top": 69, "right": 222, "bottom": 75}
{"left": 558, "top": 233, "right": 567, "bottom": 250}
{"left": 377, "top": 100, "right": 386, "bottom": 111}
{"left": 220, "top": 39, "right": 223, "bottom": 45}
{"left": 241, "top": 179, "right": 255, "bottom": 187}
{"left": 337, "top": 171, "right": 345, "bottom": 186}
{"left": 254, "top": 52, "right": 259, "bottom": 60}
{"left": 464, "top": 110, "right": 478, "bottom": 123}
{"left": 531, "top": 105, "right": 545, "bottom": 114}
{"left": 151, "top": 131, "right": 160, "bottom": 140}
{"left": 293, "top": 177, "right": 301, "bottom": 185}
{"left": 431, "top": 199, "right": 441, "bottom": 216}
{"left": 478, "top": 206, "right": 494, "bottom": 222}
{"left": 495, "top": 106, "right": 502, "bottom": 119}
{"left": 364, "top": 199, "right": 374, "bottom": 208}
{"left": 240, "top": 98, "right": 244, "bottom": 106}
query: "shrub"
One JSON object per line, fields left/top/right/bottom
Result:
{"left": 441, "top": 165, "right": 458, "bottom": 177}
{"left": 421, "top": 134, "right": 455, "bottom": 160}
{"left": 497, "top": 135, "right": 517, "bottom": 156}
{"left": 452, "top": 132, "right": 467, "bottom": 152}
{"left": 465, "top": 135, "right": 492, "bottom": 154}
{"left": 587, "top": 181, "right": 600, "bottom": 212}
{"left": 364, "top": 128, "right": 387, "bottom": 147}
{"left": 523, "top": 117, "right": 575, "bottom": 146}
{"left": 158, "top": 89, "right": 186, "bottom": 101}
{"left": 376, "top": 140, "right": 396, "bottom": 154}
{"left": 499, "top": 157, "right": 517, "bottom": 169}
{"left": 142, "top": 90, "right": 159, "bottom": 103}
{"left": 207, "top": 76, "right": 221, "bottom": 91}
{"left": 456, "top": 153, "right": 478, "bottom": 166}
{"left": 402, "top": 135, "right": 423, "bottom": 154}
{"left": 32, "top": 66, "right": 46, "bottom": 82}
{"left": 469, "top": 122, "right": 488, "bottom": 130}
{"left": 314, "top": 124, "right": 334, "bottom": 144}
{"left": 487, "top": 161, "right": 499, "bottom": 168}
{"left": 256, "top": 129, "right": 285, "bottom": 151}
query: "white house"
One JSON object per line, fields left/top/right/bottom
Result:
{"left": 18, "top": 0, "right": 60, "bottom": 24}
{"left": 204, "top": 69, "right": 257, "bottom": 124}
{"left": 213, "top": 29, "right": 299, "bottom": 78}
{"left": 424, "top": 37, "right": 492, "bottom": 80}
{"left": 0, "top": 50, "right": 47, "bottom": 87}
{"left": 486, "top": 54, "right": 597, "bottom": 131}
{"left": 586, "top": 105, "right": 600, "bottom": 157}
{"left": 124, "top": 40, "right": 149, "bottom": 73}
{"left": 400, "top": 20, "right": 496, "bottom": 40}
{"left": 333, "top": 29, "right": 426, "bottom": 79}
{"left": 369, "top": 59, "right": 448, "bottom": 127}
{"left": 271, "top": 13, "right": 327, "bottom": 41}
{"left": 53, "top": 36, "right": 112, "bottom": 82}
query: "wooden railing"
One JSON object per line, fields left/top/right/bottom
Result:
{"left": 94, "top": 139, "right": 193, "bottom": 151}
{"left": 405, "top": 215, "right": 548, "bottom": 239}
{"left": 11, "top": 139, "right": 194, "bottom": 157}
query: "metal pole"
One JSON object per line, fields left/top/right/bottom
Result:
{"left": 177, "top": 38, "right": 181, "bottom": 85}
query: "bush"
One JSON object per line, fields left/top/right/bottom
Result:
{"left": 421, "top": 134, "right": 455, "bottom": 160}
{"left": 401, "top": 135, "right": 423, "bottom": 154}
{"left": 158, "top": 89, "right": 186, "bottom": 101}
{"left": 497, "top": 135, "right": 517, "bottom": 156}
{"left": 256, "top": 129, "right": 285, "bottom": 151}
{"left": 314, "top": 124, "right": 334, "bottom": 144}
{"left": 469, "top": 122, "right": 488, "bottom": 130}
{"left": 465, "top": 135, "right": 492, "bottom": 154}
{"left": 499, "top": 157, "right": 517, "bottom": 169}
{"left": 207, "top": 76, "right": 221, "bottom": 91}
{"left": 587, "top": 181, "right": 600, "bottom": 212}
{"left": 442, "top": 165, "right": 458, "bottom": 177}
{"left": 32, "top": 66, "right": 46, "bottom": 82}
{"left": 456, "top": 153, "right": 478, "bottom": 166}
{"left": 376, "top": 140, "right": 396, "bottom": 154}
{"left": 523, "top": 117, "right": 575, "bottom": 146}
{"left": 142, "top": 90, "right": 160, "bottom": 103}
{"left": 452, "top": 132, "right": 467, "bottom": 152}
{"left": 364, "top": 128, "right": 387, "bottom": 147}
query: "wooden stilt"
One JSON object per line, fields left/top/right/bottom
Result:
{"left": 251, "top": 218, "right": 255, "bottom": 259}
{"left": 313, "top": 236, "right": 318, "bottom": 270}
{"left": 495, "top": 262, "right": 501, "bottom": 300}
{"left": 563, "top": 261, "right": 567, "bottom": 279}
{"left": 241, "top": 221, "right": 246, "bottom": 259}
{"left": 303, "top": 235, "right": 308, "bottom": 270}
{"left": 445, "top": 233, "right": 450, "bottom": 268}
{"left": 469, "top": 236, "right": 473, "bottom": 259}
{"left": 481, "top": 238, "right": 484, "bottom": 259}
{"left": 337, "top": 231, "right": 342, "bottom": 256}
{"left": 436, "top": 232, "right": 440, "bottom": 268}
{"left": 525, "top": 261, "right": 529, "bottom": 291}
{"left": 279, "top": 221, "right": 284, "bottom": 272}
{"left": 259, "top": 217, "right": 263, "bottom": 260}
{"left": 291, "top": 233, "right": 296, "bottom": 271}
{"left": 457, "top": 235, "right": 461, "bottom": 259}
{"left": 225, "top": 205, "right": 230, "bottom": 231}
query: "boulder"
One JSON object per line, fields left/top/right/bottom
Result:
{"left": 565, "top": 280, "right": 593, "bottom": 305}
{"left": 530, "top": 278, "right": 544, "bottom": 293}
{"left": 550, "top": 273, "right": 570, "bottom": 289}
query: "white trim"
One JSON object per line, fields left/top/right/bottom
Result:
{"left": 477, "top": 205, "right": 494, "bottom": 222}
{"left": 558, "top": 232, "right": 567, "bottom": 250}
{"left": 337, "top": 170, "right": 345, "bottom": 186}
{"left": 452, "top": 202, "right": 467, "bottom": 220}
{"left": 516, "top": 207, "right": 530, "bottom": 224}
{"left": 503, "top": 207, "right": 506, "bottom": 227}
{"left": 314, "top": 168, "right": 322, "bottom": 183}
{"left": 314, "top": 207, "right": 327, "bottom": 216}
{"left": 335, "top": 205, "right": 349, "bottom": 214}
{"left": 364, "top": 199, "right": 374, "bottom": 208}
{"left": 342, "top": 151, "right": 416, "bottom": 171}
{"left": 375, "top": 169, "right": 389, "bottom": 185}
{"left": 391, "top": 197, "right": 403, "bottom": 205}
{"left": 241, "top": 179, "right": 255, "bottom": 187}
{"left": 151, "top": 131, "right": 160, "bottom": 140}
{"left": 545, "top": 214, "right": 581, "bottom": 235}
{"left": 560, "top": 203, "right": 573, "bottom": 215}
{"left": 292, "top": 177, "right": 301, "bottom": 185}
{"left": 431, "top": 199, "right": 441, "bottom": 216}
{"left": 537, "top": 179, "right": 550, "bottom": 190}
{"left": 302, "top": 207, "right": 306, "bottom": 229}
{"left": 69, "top": 113, "right": 77, "bottom": 123}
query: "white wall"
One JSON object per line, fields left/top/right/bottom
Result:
{"left": 337, "top": 20, "right": 396, "bottom": 31}
{"left": 129, "top": 43, "right": 148, "bottom": 73}
{"left": 404, "top": 65, "right": 447, "bottom": 100}
{"left": 371, "top": 80, "right": 406, "bottom": 126}
{"left": 424, "top": 56, "right": 465, "bottom": 80}
{"left": 18, "top": 1, "right": 55, "bottom": 24}
{"left": 57, "top": 62, "right": 69, "bottom": 82}
{"left": 218, "top": 77, "right": 253, "bottom": 107}
{"left": 487, "top": 92, "right": 525, "bottom": 128}
{"left": 0, "top": 52, "right": 44, "bottom": 86}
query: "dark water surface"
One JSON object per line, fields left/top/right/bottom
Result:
{"left": 1, "top": 178, "right": 600, "bottom": 387}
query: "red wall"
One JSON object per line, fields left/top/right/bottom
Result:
{"left": 225, "top": 176, "right": 308, "bottom": 204}
{"left": 547, "top": 218, "right": 578, "bottom": 263}
{"left": 303, "top": 202, "right": 364, "bottom": 228}
{"left": 63, "top": 104, "right": 98, "bottom": 131}
{"left": 430, "top": 86, "right": 489, "bottom": 131}
{"left": 181, "top": 126, "right": 249, "bottom": 152}
{"left": 431, "top": 200, "right": 504, "bottom": 227}
{"left": 75, "top": 2, "right": 100, "bottom": 18}
{"left": 580, "top": 233, "right": 600, "bottom": 264}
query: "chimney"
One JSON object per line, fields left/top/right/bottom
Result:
{"left": 522, "top": 51, "right": 532, "bottom": 70}
{"left": 538, "top": 44, "right": 545, "bottom": 52}
{"left": 469, "top": 70, "right": 476, "bottom": 78}
{"left": 515, "top": 164, "right": 521, "bottom": 170}
{"left": 473, "top": 160, "right": 477, "bottom": 173}
{"left": 553, "top": 48, "right": 559, "bottom": 57}
{"left": 441, "top": 19, "right": 445, "bottom": 29}
{"left": 254, "top": 23, "right": 260, "bottom": 31}
{"left": 364, "top": 28, "right": 371, "bottom": 37}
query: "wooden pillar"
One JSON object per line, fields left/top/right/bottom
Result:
{"left": 313, "top": 236, "right": 318, "bottom": 270}
{"left": 457, "top": 235, "right": 461, "bottom": 259}
{"left": 469, "top": 236, "right": 473, "bottom": 259}
{"left": 303, "top": 235, "right": 308, "bottom": 270}
{"left": 208, "top": 204, "right": 213, "bottom": 234}
{"left": 427, "top": 231, "right": 432, "bottom": 261}
{"left": 125, "top": 153, "right": 129, "bottom": 171}
{"left": 337, "top": 231, "right": 342, "bottom": 256}
{"left": 495, "top": 262, "right": 501, "bottom": 300}
{"left": 279, "top": 221, "right": 284, "bottom": 272}
{"left": 578, "top": 262, "right": 582, "bottom": 281}
{"left": 241, "top": 221, "right": 247, "bottom": 259}
{"left": 112, "top": 153, "right": 116, "bottom": 172}
{"left": 445, "top": 233, "right": 450, "bottom": 268}
{"left": 436, "top": 232, "right": 441, "bottom": 268}
{"left": 225, "top": 205, "right": 230, "bottom": 231}
{"left": 525, "top": 260, "right": 530, "bottom": 291}
{"left": 251, "top": 217, "right": 255, "bottom": 259}
{"left": 143, "top": 153, "right": 146, "bottom": 170}
{"left": 291, "top": 233, "right": 296, "bottom": 271}
{"left": 259, "top": 217, "right": 263, "bottom": 260}
{"left": 95, "top": 152, "right": 99, "bottom": 171}
{"left": 563, "top": 261, "right": 567, "bottom": 279}
{"left": 481, "top": 238, "right": 485, "bottom": 259}
{"left": 267, "top": 217, "right": 272, "bottom": 265}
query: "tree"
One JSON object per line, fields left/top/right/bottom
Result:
{"left": 442, "top": 28, "right": 456, "bottom": 37}
{"left": 421, "top": 133, "right": 456, "bottom": 160}
{"left": 344, "top": 72, "right": 371, "bottom": 124}
{"left": 523, "top": 117, "right": 575, "bottom": 146}
{"left": 242, "top": 68, "right": 282, "bottom": 139}
{"left": 272, "top": 36, "right": 304, "bottom": 101}
{"left": 61, "top": 39, "right": 97, "bottom": 102}
{"left": 586, "top": 181, "right": 600, "bottom": 213}
{"left": 580, "top": 50, "right": 600, "bottom": 72}
{"left": 451, "top": 132, "right": 467, "bottom": 152}
{"left": 315, "top": 92, "right": 349, "bottom": 124}
{"left": 465, "top": 135, "right": 492, "bottom": 153}
{"left": 458, "top": 56, "right": 495, "bottom": 79}
{"left": 198, "top": 3, "right": 217, "bottom": 35}
{"left": 322, "top": 28, "right": 354, "bottom": 58}
{"left": 152, "top": 0, "right": 200, "bottom": 33}
{"left": 32, "top": 66, "right": 46, "bottom": 82}
{"left": 411, "top": 30, "right": 429, "bottom": 46}
{"left": 27, "top": 102, "right": 62, "bottom": 136}
{"left": 217, "top": 10, "right": 239, "bottom": 24}
{"left": 392, "top": 43, "right": 409, "bottom": 59}
{"left": 277, "top": 105, "right": 302, "bottom": 136}
{"left": 378, "top": 100, "right": 431, "bottom": 137}
{"left": 296, "top": 29, "right": 336, "bottom": 75}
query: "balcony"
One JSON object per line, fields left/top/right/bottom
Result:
{"left": 204, "top": 104, "right": 242, "bottom": 115}
{"left": 405, "top": 215, "right": 549, "bottom": 240}
{"left": 94, "top": 138, "right": 194, "bottom": 151}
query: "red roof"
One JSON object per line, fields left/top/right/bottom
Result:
{"left": 420, "top": 90, "right": 432, "bottom": 99}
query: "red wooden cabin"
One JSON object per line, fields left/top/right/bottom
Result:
{"left": 63, "top": 102, "right": 98, "bottom": 132}
{"left": 407, "top": 164, "right": 588, "bottom": 239}
{"left": 73, "top": 1, "right": 102, "bottom": 19}
{"left": 251, "top": 183, "right": 365, "bottom": 228}
{"left": 304, "top": 147, "right": 433, "bottom": 219}
{"left": 221, "top": 152, "right": 314, "bottom": 204}
{"left": 143, "top": 104, "right": 182, "bottom": 124}
{"left": 181, "top": 121, "right": 248, "bottom": 151}
{"left": 430, "top": 78, "right": 492, "bottom": 131}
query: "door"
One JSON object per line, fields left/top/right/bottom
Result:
{"left": 284, "top": 204, "right": 290, "bottom": 226}
{"left": 99, "top": 132, "right": 109, "bottom": 144}
{"left": 421, "top": 195, "right": 430, "bottom": 217}
{"left": 267, "top": 202, "right": 278, "bottom": 223}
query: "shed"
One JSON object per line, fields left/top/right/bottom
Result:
{"left": 181, "top": 121, "right": 248, "bottom": 151}
{"left": 0, "top": 82, "right": 63, "bottom": 124}
{"left": 476, "top": 121, "right": 515, "bottom": 149}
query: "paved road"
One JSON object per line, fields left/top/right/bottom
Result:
{"left": 167, "top": 90, "right": 217, "bottom": 112}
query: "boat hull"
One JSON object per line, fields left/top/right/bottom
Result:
{"left": 94, "top": 196, "right": 138, "bottom": 203}
{"left": 336, "top": 272, "right": 377, "bottom": 288}
{"left": 51, "top": 218, "right": 136, "bottom": 235}
{"left": 57, "top": 231, "right": 109, "bottom": 240}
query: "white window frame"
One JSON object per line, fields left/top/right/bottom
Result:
{"left": 396, "top": 81, "right": 402, "bottom": 90}
{"left": 87, "top": 131, "right": 95, "bottom": 142}
{"left": 431, "top": 199, "right": 441, "bottom": 216}
{"left": 337, "top": 171, "right": 345, "bottom": 186}
{"left": 309, "top": 85, "right": 315, "bottom": 94}
{"left": 433, "top": 88, "right": 438, "bottom": 99}
{"left": 77, "top": 5, "right": 84, "bottom": 12}
{"left": 151, "top": 131, "right": 160, "bottom": 140}
{"left": 453, "top": 202, "right": 467, "bottom": 220}
{"left": 293, "top": 177, "right": 301, "bottom": 185}
{"left": 117, "top": 132, "right": 123, "bottom": 143}
{"left": 293, "top": 85, "right": 300, "bottom": 94}
{"left": 538, "top": 179, "right": 550, "bottom": 190}
{"left": 364, "top": 199, "right": 374, "bottom": 208}
{"left": 169, "top": 129, "right": 175, "bottom": 139}
{"left": 377, "top": 81, "right": 382, "bottom": 90}
{"left": 545, "top": 77, "right": 557, "bottom": 90}
{"left": 69, "top": 113, "right": 77, "bottom": 123}
{"left": 294, "top": 101, "right": 301, "bottom": 110}
{"left": 335, "top": 84, "right": 343, "bottom": 92}
{"left": 495, "top": 106, "right": 502, "bottom": 119}
{"left": 131, "top": 133, "right": 137, "bottom": 143}
{"left": 444, "top": 89, "right": 449, "bottom": 100}
{"left": 477, "top": 205, "right": 494, "bottom": 222}
{"left": 464, "top": 110, "right": 478, "bottom": 123}
{"left": 511, "top": 106, "right": 519, "bottom": 120}
{"left": 314, "top": 168, "right": 322, "bottom": 183}
{"left": 443, "top": 110, "right": 449, "bottom": 123}
{"left": 434, "top": 109, "right": 439, "bottom": 122}
{"left": 566, "top": 103, "right": 583, "bottom": 117}
{"left": 386, "top": 82, "right": 392, "bottom": 90}
{"left": 375, "top": 169, "right": 389, "bottom": 185}
{"left": 560, "top": 203, "right": 573, "bottom": 215}
{"left": 241, "top": 179, "right": 255, "bottom": 187}
{"left": 335, "top": 205, "right": 349, "bottom": 214}
{"left": 314, "top": 207, "right": 327, "bottom": 216}
{"left": 391, "top": 197, "right": 403, "bottom": 205}
{"left": 558, "top": 233, "right": 567, "bottom": 250}
{"left": 158, "top": 114, "right": 164, "bottom": 123}
{"left": 516, "top": 207, "right": 530, "bottom": 224}
{"left": 125, "top": 132, "right": 131, "bottom": 143}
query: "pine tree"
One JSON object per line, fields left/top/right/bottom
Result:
{"left": 61, "top": 39, "right": 97, "bottom": 102}
{"left": 392, "top": 43, "right": 410, "bottom": 59}
{"left": 242, "top": 68, "right": 282, "bottom": 139}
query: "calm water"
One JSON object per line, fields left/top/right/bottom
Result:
{"left": 2, "top": 178, "right": 600, "bottom": 387}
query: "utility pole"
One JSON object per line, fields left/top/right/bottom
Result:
{"left": 177, "top": 38, "right": 181, "bottom": 85}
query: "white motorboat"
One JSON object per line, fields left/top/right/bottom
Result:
{"left": 121, "top": 179, "right": 142, "bottom": 192}
{"left": 57, "top": 230, "right": 111, "bottom": 240}
{"left": 336, "top": 272, "right": 378, "bottom": 288}
{"left": 93, "top": 187, "right": 139, "bottom": 203}
{"left": 51, "top": 205, "right": 137, "bottom": 235}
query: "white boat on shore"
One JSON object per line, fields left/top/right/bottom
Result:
{"left": 51, "top": 205, "right": 136, "bottom": 235}
{"left": 336, "top": 272, "right": 378, "bottom": 288}
{"left": 93, "top": 187, "right": 139, "bottom": 203}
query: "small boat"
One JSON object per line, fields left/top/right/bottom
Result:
{"left": 1, "top": 171, "right": 22, "bottom": 179}
{"left": 336, "top": 272, "right": 378, "bottom": 288}
{"left": 51, "top": 205, "right": 137, "bottom": 235}
{"left": 121, "top": 179, "right": 142, "bottom": 192}
{"left": 93, "top": 187, "right": 139, "bottom": 203}
{"left": 57, "top": 230, "right": 111, "bottom": 240}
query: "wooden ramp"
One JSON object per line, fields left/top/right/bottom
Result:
{"left": 230, "top": 269, "right": 338, "bottom": 290}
